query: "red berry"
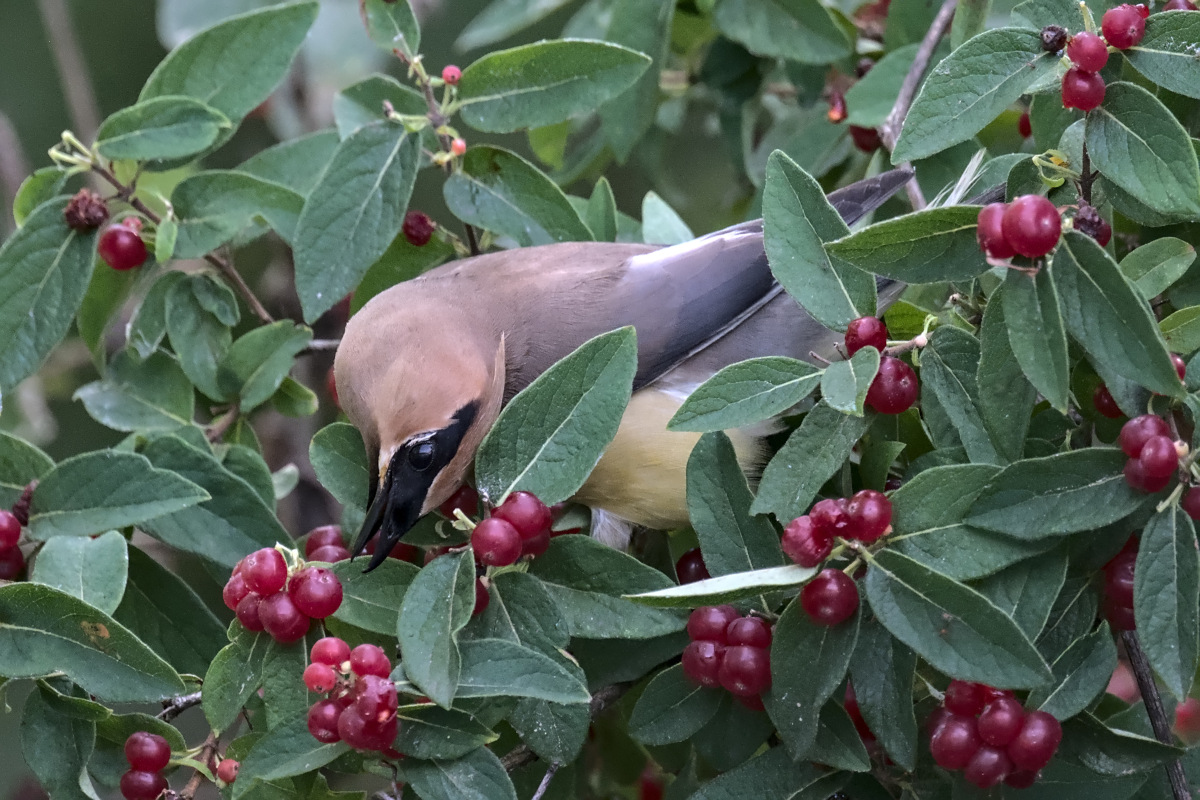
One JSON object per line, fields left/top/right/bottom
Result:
{"left": 289, "top": 567, "right": 343, "bottom": 619}
{"left": 844, "top": 683, "right": 874, "bottom": 741}
{"left": 1093, "top": 384, "right": 1123, "bottom": 418}
{"left": 402, "top": 210, "right": 435, "bottom": 247}
{"left": 1067, "top": 31, "right": 1110, "bottom": 71}
{"left": 442, "top": 65, "right": 461, "bottom": 84}
{"left": 0, "top": 545, "right": 25, "bottom": 581}
{"left": 718, "top": 645, "right": 772, "bottom": 696}
{"left": 1174, "top": 697, "right": 1200, "bottom": 743}
{"left": 944, "top": 680, "right": 987, "bottom": 717}
{"left": 309, "top": 544, "right": 352, "bottom": 563}
{"left": 686, "top": 605, "right": 740, "bottom": 643}
{"left": 242, "top": 547, "right": 287, "bottom": 595}
{"left": 1137, "top": 434, "right": 1178, "bottom": 479}
{"left": 1123, "top": 457, "right": 1172, "bottom": 492}
{"left": 439, "top": 485, "right": 478, "bottom": 519}
{"left": 1120, "top": 415, "right": 1172, "bottom": 457}
{"left": 1163, "top": 0, "right": 1198, "bottom": 9}
{"left": 1105, "top": 596, "right": 1137, "bottom": 630}
{"left": 1002, "top": 195, "right": 1062, "bottom": 258}
{"left": 471, "top": 517, "right": 522, "bottom": 566}
{"left": 350, "top": 644, "right": 391, "bottom": 678}
{"left": 845, "top": 317, "right": 888, "bottom": 355}
{"left": 1018, "top": 110, "right": 1032, "bottom": 138}
{"left": 125, "top": 732, "right": 171, "bottom": 771}
{"left": 849, "top": 125, "right": 882, "bottom": 152}
{"left": 216, "top": 759, "right": 239, "bottom": 784}
{"left": 845, "top": 489, "right": 892, "bottom": 542}
{"left": 1135, "top": 2, "right": 1151, "bottom": 15}
{"left": 305, "top": 525, "right": 344, "bottom": 557}
{"left": 338, "top": 707, "right": 397, "bottom": 752}
{"left": 810, "top": 497, "right": 853, "bottom": 538}
{"left": 1008, "top": 710, "right": 1063, "bottom": 771}
{"left": 0, "top": 510, "right": 20, "bottom": 550}
{"left": 965, "top": 745, "right": 1012, "bottom": 788}
{"left": 681, "top": 640, "right": 725, "bottom": 688}
{"left": 451, "top": 138, "right": 466, "bottom": 156}
{"left": 930, "top": 713, "right": 983, "bottom": 770}
{"left": 236, "top": 592, "right": 265, "bottom": 632}
{"left": 675, "top": 548, "right": 710, "bottom": 584}
{"left": 521, "top": 529, "right": 551, "bottom": 558}
{"left": 99, "top": 224, "right": 148, "bottom": 271}
{"left": 781, "top": 515, "right": 833, "bottom": 567}
{"left": 726, "top": 616, "right": 772, "bottom": 648}
{"left": 1172, "top": 353, "right": 1188, "bottom": 381}
{"left": 354, "top": 674, "right": 399, "bottom": 724}
{"left": 866, "top": 356, "right": 919, "bottom": 414}
{"left": 1183, "top": 487, "right": 1200, "bottom": 520}
{"left": 1102, "top": 4, "right": 1146, "bottom": 48}
{"left": 260, "top": 592, "right": 311, "bottom": 643}
{"left": 800, "top": 569, "right": 860, "bottom": 626}
{"left": 304, "top": 663, "right": 338, "bottom": 693}
{"left": 120, "top": 770, "right": 168, "bottom": 800}
{"left": 223, "top": 572, "right": 251, "bottom": 611}
{"left": 1005, "top": 769, "right": 1041, "bottom": 788}
{"left": 977, "top": 203, "right": 1016, "bottom": 259}
{"left": 473, "top": 578, "right": 490, "bottom": 615}
{"left": 312, "top": 636, "right": 351, "bottom": 667}
{"left": 492, "top": 491, "right": 553, "bottom": 539}
{"left": 1105, "top": 551, "right": 1136, "bottom": 608}
{"left": 977, "top": 696, "right": 1026, "bottom": 747}
{"left": 1062, "top": 68, "right": 1106, "bottom": 111}
{"left": 307, "top": 699, "right": 343, "bottom": 743}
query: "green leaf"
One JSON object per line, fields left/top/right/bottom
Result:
{"left": 237, "top": 129, "right": 340, "bottom": 195}
{"left": 456, "top": 638, "right": 589, "bottom": 703}
{"left": 172, "top": 170, "right": 304, "bottom": 257}
{"left": 641, "top": 192, "right": 693, "bottom": 245}
{"left": 826, "top": 206, "right": 989, "bottom": 283}
{"left": 625, "top": 564, "right": 817, "bottom": 608}
{"left": 629, "top": 664, "right": 723, "bottom": 745}
{"left": 165, "top": 274, "right": 237, "bottom": 400}
{"left": 403, "top": 747, "right": 517, "bottom": 800}
{"left": 687, "top": 432, "right": 784, "bottom": 576}
{"left": 0, "top": 582, "right": 185, "bottom": 701}
{"left": 20, "top": 688, "right": 101, "bottom": 800}
{"left": 971, "top": 552, "right": 1067, "bottom": 641}
{"left": 480, "top": 571, "right": 570, "bottom": 651}
{"left": 397, "top": 550, "right": 476, "bottom": 708}
{"left": 217, "top": 321, "right": 311, "bottom": 411}
{"left": 920, "top": 327, "right": 998, "bottom": 464}
{"left": 802, "top": 700, "right": 871, "bottom": 772}
{"left": 329, "top": 558, "right": 416, "bottom": 635}
{"left": 763, "top": 150, "right": 874, "bottom": 331}
{"left": 1038, "top": 575, "right": 1101, "bottom": 663}
{"left": 127, "top": 272, "right": 183, "bottom": 360}
{"left": 443, "top": 145, "right": 593, "bottom": 246}
{"left": 687, "top": 747, "right": 842, "bottom": 800}
{"left": 1135, "top": 505, "right": 1200, "bottom": 700}
{"left": 332, "top": 74, "right": 426, "bottom": 139}
{"left": 1059, "top": 714, "right": 1183, "bottom": 777}
{"left": 0, "top": 196, "right": 98, "bottom": 391}
{"left": 585, "top": 178, "right": 618, "bottom": 242}
{"left": 1084, "top": 82, "right": 1200, "bottom": 218}
{"left": 821, "top": 346, "right": 880, "bottom": 417}
{"left": 1125, "top": 12, "right": 1200, "bottom": 100}
{"left": 138, "top": 435, "right": 288, "bottom": 567}
{"left": 27, "top": 450, "right": 208, "bottom": 539}
{"left": 668, "top": 356, "right": 822, "bottom": 433}
{"left": 12, "top": 167, "right": 67, "bottom": 228}
{"left": 96, "top": 96, "right": 229, "bottom": 162}
{"left": 1004, "top": 267, "right": 1071, "bottom": 412}
{"left": 712, "top": 0, "right": 853, "bottom": 64}
{"left": 294, "top": 122, "right": 420, "bottom": 322}
{"left": 224, "top": 444, "right": 277, "bottom": 507}
{"left": 765, "top": 596, "right": 860, "bottom": 757}
{"left": 1120, "top": 237, "right": 1197, "bottom": 301}
{"left": 457, "top": 40, "right": 651, "bottom": 133}
{"left": 1164, "top": 307, "right": 1200, "bottom": 357}
{"left": 270, "top": 376, "right": 319, "bottom": 419}
{"left": 965, "top": 449, "right": 1146, "bottom": 538}
{"left": 893, "top": 28, "right": 1058, "bottom": 161}
{"left": 30, "top": 531, "right": 127, "bottom": 615}
{"left": 309, "top": 422, "right": 369, "bottom": 511}
{"left": 751, "top": 401, "right": 872, "bottom": 522}
{"left": 203, "top": 627, "right": 270, "bottom": 732}
{"left": 141, "top": 1, "right": 320, "bottom": 123}
{"left": 360, "top": 0, "right": 419, "bottom": 58}
{"left": 977, "top": 283, "right": 1036, "bottom": 462}
{"left": 1027, "top": 623, "right": 1118, "bottom": 720}
{"left": 476, "top": 327, "right": 636, "bottom": 505}
{"left": 456, "top": 0, "right": 576, "bottom": 50}
{"left": 849, "top": 618, "right": 918, "bottom": 770}
{"left": 864, "top": 549, "right": 1053, "bottom": 688}
{"left": 598, "top": 0, "right": 673, "bottom": 162}
{"left": 232, "top": 715, "right": 348, "bottom": 799}
{"left": 74, "top": 350, "right": 194, "bottom": 432}
{"left": 0, "top": 432, "right": 53, "bottom": 508}
{"left": 114, "top": 545, "right": 227, "bottom": 676}
{"left": 349, "top": 227, "right": 456, "bottom": 315}
{"left": 395, "top": 706, "right": 497, "bottom": 760}
{"left": 1054, "top": 231, "right": 1184, "bottom": 397}
{"left": 845, "top": 44, "right": 920, "bottom": 128}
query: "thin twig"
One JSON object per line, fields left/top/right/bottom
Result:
{"left": 879, "top": 0, "right": 957, "bottom": 210}
{"left": 206, "top": 403, "right": 241, "bottom": 444}
{"left": 1122, "top": 630, "right": 1193, "bottom": 800}
{"left": 36, "top": 0, "right": 101, "bottom": 140}
{"left": 0, "top": 111, "right": 31, "bottom": 236}
{"left": 530, "top": 763, "right": 560, "bottom": 800}
{"left": 463, "top": 223, "right": 480, "bottom": 256}
{"left": 177, "top": 732, "right": 219, "bottom": 800}
{"left": 501, "top": 683, "right": 632, "bottom": 772}
{"left": 1080, "top": 142, "right": 1094, "bottom": 206}
{"left": 158, "top": 691, "right": 203, "bottom": 722}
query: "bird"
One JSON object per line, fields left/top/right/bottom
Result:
{"left": 334, "top": 168, "right": 915, "bottom": 570}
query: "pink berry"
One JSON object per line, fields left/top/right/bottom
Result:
{"left": 781, "top": 515, "right": 833, "bottom": 567}
{"left": 944, "top": 680, "right": 987, "bottom": 717}
{"left": 930, "top": 713, "right": 983, "bottom": 770}
{"left": 305, "top": 525, "right": 344, "bottom": 557}
{"left": 977, "top": 203, "right": 1016, "bottom": 259}
{"left": 845, "top": 489, "right": 892, "bottom": 542}
{"left": 223, "top": 572, "right": 251, "bottom": 612}
{"left": 1163, "top": 0, "right": 1198, "bottom": 9}
{"left": 350, "top": 644, "right": 391, "bottom": 678}
{"left": 1102, "top": 4, "right": 1146, "bottom": 48}
{"left": 99, "top": 224, "right": 148, "bottom": 271}
{"left": 682, "top": 640, "right": 725, "bottom": 688}
{"left": 471, "top": 517, "right": 522, "bottom": 566}
{"left": 849, "top": 126, "right": 882, "bottom": 152}
{"left": 521, "top": 529, "right": 551, "bottom": 558}
{"left": 1001, "top": 195, "right": 1061, "bottom": 258}
{"left": 312, "top": 636, "right": 351, "bottom": 667}
{"left": 1007, "top": 710, "right": 1063, "bottom": 771}
{"left": 125, "top": 732, "right": 171, "bottom": 772}
{"left": 866, "top": 356, "right": 919, "bottom": 414}
{"left": 977, "top": 696, "right": 1026, "bottom": 747}
{"left": 307, "top": 699, "right": 343, "bottom": 743}
{"left": 242, "top": 547, "right": 287, "bottom": 595}
{"left": 1120, "top": 415, "right": 1172, "bottom": 457}
{"left": 1123, "top": 457, "right": 1172, "bottom": 493}
{"left": 810, "top": 497, "right": 853, "bottom": 539}
{"left": 120, "top": 770, "right": 167, "bottom": 800}
{"left": 259, "top": 592, "right": 311, "bottom": 643}
{"left": 799, "top": 569, "right": 860, "bottom": 626}
{"left": 236, "top": 592, "right": 265, "bottom": 632}
{"left": 304, "top": 663, "right": 338, "bottom": 693}
{"left": 492, "top": 491, "right": 553, "bottom": 539}
{"left": 1067, "top": 31, "right": 1109, "bottom": 71}
{"left": 675, "top": 548, "right": 710, "bottom": 584}
{"left": 844, "top": 316, "right": 888, "bottom": 356}
{"left": 1062, "top": 68, "right": 1107, "bottom": 111}
{"left": 451, "top": 138, "right": 466, "bottom": 156}
{"left": 354, "top": 674, "right": 399, "bottom": 724}
{"left": 1137, "top": 434, "right": 1178, "bottom": 479}
{"left": 725, "top": 616, "right": 772, "bottom": 648}
{"left": 442, "top": 65, "right": 461, "bottom": 85}
{"left": 1093, "top": 384, "right": 1123, "bottom": 418}
{"left": 338, "top": 707, "right": 397, "bottom": 752}
{"left": 309, "top": 544, "right": 351, "bottom": 563}
{"left": 0, "top": 510, "right": 20, "bottom": 550}
{"left": 686, "top": 605, "right": 740, "bottom": 643}
{"left": 965, "top": 745, "right": 1012, "bottom": 788}
{"left": 718, "top": 645, "right": 772, "bottom": 696}
{"left": 216, "top": 759, "right": 239, "bottom": 784}
{"left": 289, "top": 567, "right": 344, "bottom": 619}
{"left": 1172, "top": 353, "right": 1188, "bottom": 381}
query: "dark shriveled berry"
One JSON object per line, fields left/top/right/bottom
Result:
{"left": 63, "top": 188, "right": 109, "bottom": 231}
{"left": 401, "top": 211, "right": 435, "bottom": 246}
{"left": 1074, "top": 204, "right": 1112, "bottom": 246}
{"left": 1040, "top": 25, "right": 1069, "bottom": 51}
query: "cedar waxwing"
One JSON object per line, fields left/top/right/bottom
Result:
{"left": 335, "top": 169, "right": 915, "bottom": 569}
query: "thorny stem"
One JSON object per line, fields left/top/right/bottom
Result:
{"left": 501, "top": 683, "right": 631, "bottom": 772}
{"left": 158, "top": 691, "right": 203, "bottom": 722}
{"left": 1121, "top": 630, "right": 1193, "bottom": 800}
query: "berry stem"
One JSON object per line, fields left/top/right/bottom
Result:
{"left": 1121, "top": 630, "right": 1193, "bottom": 800}
{"left": 205, "top": 401, "right": 241, "bottom": 444}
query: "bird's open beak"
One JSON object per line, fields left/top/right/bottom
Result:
{"left": 351, "top": 453, "right": 427, "bottom": 572}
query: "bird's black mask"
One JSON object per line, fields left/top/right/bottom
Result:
{"left": 352, "top": 402, "right": 477, "bottom": 571}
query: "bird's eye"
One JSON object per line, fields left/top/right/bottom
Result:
{"left": 408, "top": 441, "right": 436, "bottom": 471}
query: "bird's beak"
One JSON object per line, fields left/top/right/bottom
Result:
{"left": 351, "top": 452, "right": 427, "bottom": 572}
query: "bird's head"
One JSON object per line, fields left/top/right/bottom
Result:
{"left": 334, "top": 297, "right": 505, "bottom": 570}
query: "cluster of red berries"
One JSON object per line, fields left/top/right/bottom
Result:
{"left": 929, "top": 681, "right": 1063, "bottom": 788}
{"left": 681, "top": 605, "right": 772, "bottom": 710}
{"left": 305, "top": 637, "right": 402, "bottom": 753}
{"left": 1103, "top": 536, "right": 1138, "bottom": 630}
{"left": 223, "top": 547, "right": 344, "bottom": 643}
{"left": 844, "top": 317, "right": 919, "bottom": 414}
{"left": 470, "top": 490, "right": 554, "bottom": 566}
{"left": 305, "top": 523, "right": 420, "bottom": 564}
{"left": 977, "top": 195, "right": 1062, "bottom": 260}
{"left": 99, "top": 218, "right": 149, "bottom": 271}
{"left": 1043, "top": 5, "right": 1147, "bottom": 113}
{"left": 1119, "top": 414, "right": 1183, "bottom": 492}
{"left": 782, "top": 490, "right": 893, "bottom": 568}
{"left": 0, "top": 509, "right": 24, "bottom": 581}
{"left": 119, "top": 732, "right": 171, "bottom": 800}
